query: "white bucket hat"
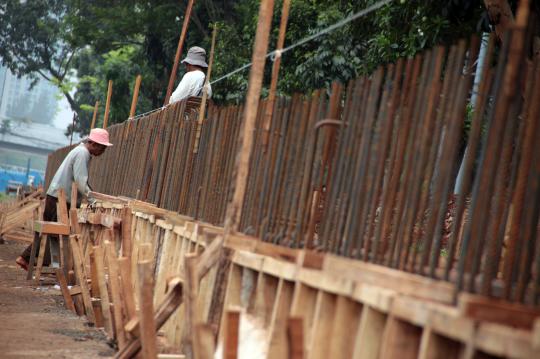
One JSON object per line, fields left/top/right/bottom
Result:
{"left": 181, "top": 46, "right": 208, "bottom": 68}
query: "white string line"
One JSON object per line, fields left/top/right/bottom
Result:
{"left": 210, "top": 0, "right": 394, "bottom": 85}
{"left": 130, "top": 0, "right": 393, "bottom": 121}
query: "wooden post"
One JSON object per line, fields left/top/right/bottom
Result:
{"left": 138, "top": 259, "right": 158, "bottom": 359}
{"left": 182, "top": 253, "right": 199, "bottom": 359}
{"left": 288, "top": 317, "right": 304, "bottom": 359}
{"left": 224, "top": 309, "right": 240, "bottom": 359}
{"left": 105, "top": 239, "right": 127, "bottom": 348}
{"left": 224, "top": 0, "right": 276, "bottom": 234}
{"left": 89, "top": 248, "right": 105, "bottom": 328}
{"left": 121, "top": 207, "right": 132, "bottom": 257}
{"left": 70, "top": 234, "right": 96, "bottom": 323}
{"left": 193, "top": 25, "right": 218, "bottom": 154}
{"left": 94, "top": 245, "right": 114, "bottom": 338}
{"left": 103, "top": 80, "right": 113, "bottom": 128}
{"left": 164, "top": 0, "right": 195, "bottom": 105}
{"left": 56, "top": 269, "right": 76, "bottom": 312}
{"left": 118, "top": 256, "right": 137, "bottom": 322}
{"left": 90, "top": 101, "right": 99, "bottom": 130}
{"left": 129, "top": 75, "right": 142, "bottom": 118}
{"left": 262, "top": 0, "right": 291, "bottom": 150}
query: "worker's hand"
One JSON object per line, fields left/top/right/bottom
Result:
{"left": 88, "top": 197, "right": 97, "bottom": 209}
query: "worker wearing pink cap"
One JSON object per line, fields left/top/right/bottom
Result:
{"left": 16, "top": 128, "right": 113, "bottom": 270}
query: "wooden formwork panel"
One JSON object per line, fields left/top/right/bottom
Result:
{"left": 72, "top": 200, "right": 539, "bottom": 358}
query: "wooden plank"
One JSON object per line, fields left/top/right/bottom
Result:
{"left": 194, "top": 324, "right": 215, "bottom": 359}
{"left": 224, "top": 309, "right": 240, "bottom": 359}
{"left": 222, "top": 0, "right": 276, "bottom": 233}
{"left": 418, "top": 327, "right": 463, "bottom": 359}
{"left": 308, "top": 291, "right": 336, "bottom": 359}
{"left": 253, "top": 272, "right": 279, "bottom": 327}
{"left": 218, "top": 264, "right": 242, "bottom": 343}
{"left": 70, "top": 235, "right": 96, "bottom": 323}
{"left": 287, "top": 317, "right": 304, "bottom": 359}
{"left": 352, "top": 305, "right": 387, "bottom": 359}
{"left": 94, "top": 245, "right": 114, "bottom": 337}
{"left": 105, "top": 240, "right": 127, "bottom": 348}
{"left": 116, "top": 277, "right": 183, "bottom": 359}
{"left": 267, "top": 279, "right": 294, "bottom": 358}
{"left": 328, "top": 296, "right": 362, "bottom": 359}
{"left": 118, "top": 256, "right": 137, "bottom": 322}
{"left": 70, "top": 209, "right": 80, "bottom": 234}
{"left": 196, "top": 236, "right": 223, "bottom": 280}
{"left": 34, "top": 221, "right": 70, "bottom": 235}
{"left": 70, "top": 181, "right": 78, "bottom": 207}
{"left": 474, "top": 321, "right": 534, "bottom": 359}
{"left": 55, "top": 269, "right": 76, "bottom": 312}
{"left": 297, "top": 267, "right": 354, "bottom": 296}
{"left": 56, "top": 188, "right": 69, "bottom": 224}
{"left": 323, "top": 254, "right": 455, "bottom": 303}
{"left": 122, "top": 207, "right": 132, "bottom": 257}
{"left": 262, "top": 256, "right": 297, "bottom": 281}
{"left": 351, "top": 283, "right": 395, "bottom": 312}
{"left": 290, "top": 283, "right": 317, "bottom": 352}
{"left": 458, "top": 293, "right": 540, "bottom": 329}
{"left": 89, "top": 248, "right": 105, "bottom": 328}
{"left": 34, "top": 233, "right": 48, "bottom": 284}
{"left": 379, "top": 316, "right": 422, "bottom": 359}
{"left": 232, "top": 250, "right": 264, "bottom": 272}
{"left": 69, "top": 285, "right": 82, "bottom": 296}
{"left": 182, "top": 253, "right": 199, "bottom": 359}
{"left": 138, "top": 260, "right": 158, "bottom": 359}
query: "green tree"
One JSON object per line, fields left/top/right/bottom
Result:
{"left": 0, "top": 0, "right": 79, "bottom": 110}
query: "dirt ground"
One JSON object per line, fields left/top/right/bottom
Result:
{"left": 0, "top": 238, "right": 115, "bottom": 359}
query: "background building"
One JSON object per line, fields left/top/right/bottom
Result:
{"left": 0, "top": 64, "right": 79, "bottom": 192}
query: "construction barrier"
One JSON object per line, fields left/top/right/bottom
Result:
{"left": 46, "top": 27, "right": 540, "bottom": 306}
{"left": 62, "top": 195, "right": 539, "bottom": 358}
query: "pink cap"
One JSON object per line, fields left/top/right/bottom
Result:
{"left": 88, "top": 128, "right": 113, "bottom": 146}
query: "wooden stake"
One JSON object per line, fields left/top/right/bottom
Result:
{"left": 90, "top": 101, "right": 99, "bottom": 130}
{"left": 182, "top": 253, "right": 199, "bottom": 359}
{"left": 118, "top": 256, "right": 137, "bottom": 322}
{"left": 193, "top": 25, "right": 218, "bottom": 154}
{"left": 129, "top": 75, "right": 142, "bottom": 118}
{"left": 224, "top": 309, "right": 240, "bottom": 359}
{"left": 103, "top": 80, "right": 113, "bottom": 128}
{"left": 105, "top": 239, "right": 127, "bottom": 348}
{"left": 138, "top": 259, "right": 158, "bottom": 359}
{"left": 116, "top": 277, "right": 183, "bottom": 359}
{"left": 164, "top": 0, "right": 195, "bottom": 106}
{"left": 121, "top": 207, "right": 132, "bottom": 257}
{"left": 90, "top": 248, "right": 105, "bottom": 328}
{"left": 224, "top": 0, "right": 276, "bottom": 233}
{"left": 95, "top": 245, "right": 114, "bottom": 337}
{"left": 70, "top": 235, "right": 96, "bottom": 323}
{"left": 56, "top": 269, "right": 76, "bottom": 312}
{"left": 288, "top": 317, "right": 304, "bottom": 359}
{"left": 262, "top": 0, "right": 291, "bottom": 150}
{"left": 70, "top": 182, "right": 78, "bottom": 207}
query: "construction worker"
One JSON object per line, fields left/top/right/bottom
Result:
{"left": 15, "top": 128, "right": 113, "bottom": 270}
{"left": 169, "top": 46, "right": 212, "bottom": 104}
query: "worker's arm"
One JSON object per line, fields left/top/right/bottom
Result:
{"left": 72, "top": 152, "right": 91, "bottom": 198}
{"left": 169, "top": 73, "right": 193, "bottom": 104}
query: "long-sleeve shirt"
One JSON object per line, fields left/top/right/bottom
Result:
{"left": 169, "top": 70, "right": 212, "bottom": 104}
{"left": 47, "top": 143, "right": 91, "bottom": 203}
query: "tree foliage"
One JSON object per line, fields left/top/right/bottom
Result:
{"left": 0, "top": 0, "right": 79, "bottom": 109}
{"left": 3, "top": 0, "right": 524, "bottom": 136}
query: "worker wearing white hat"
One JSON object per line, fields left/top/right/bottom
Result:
{"left": 16, "top": 128, "right": 113, "bottom": 270}
{"left": 169, "top": 46, "right": 213, "bottom": 104}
